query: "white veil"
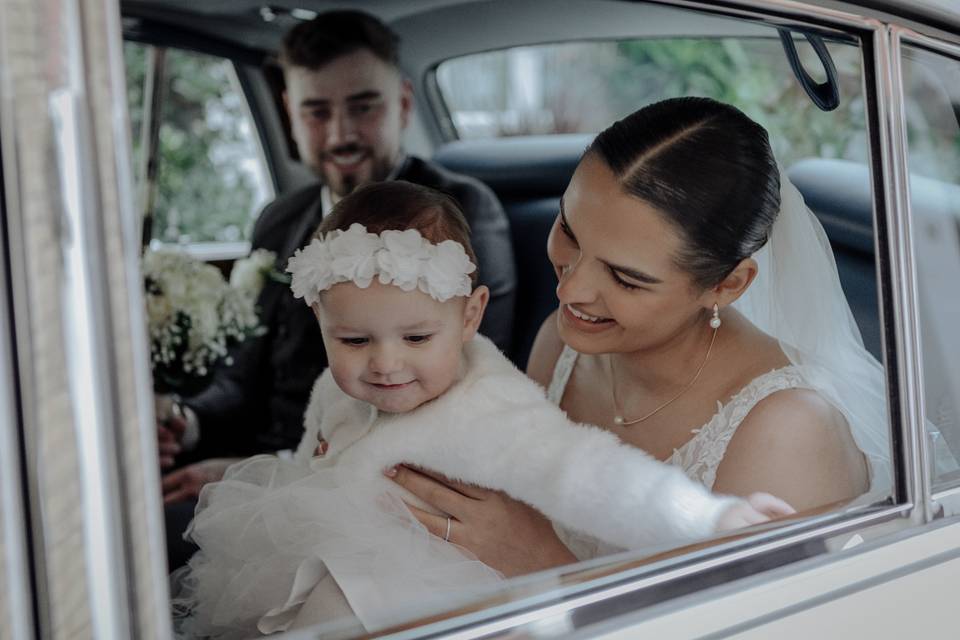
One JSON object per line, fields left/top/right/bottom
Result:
{"left": 733, "top": 171, "right": 893, "bottom": 496}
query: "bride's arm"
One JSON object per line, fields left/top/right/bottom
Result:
{"left": 713, "top": 388, "right": 869, "bottom": 512}
{"left": 369, "top": 374, "right": 740, "bottom": 550}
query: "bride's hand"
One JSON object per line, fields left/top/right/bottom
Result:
{"left": 386, "top": 465, "right": 577, "bottom": 577}
{"left": 715, "top": 492, "right": 796, "bottom": 530}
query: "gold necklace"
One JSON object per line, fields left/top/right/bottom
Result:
{"left": 609, "top": 326, "right": 718, "bottom": 427}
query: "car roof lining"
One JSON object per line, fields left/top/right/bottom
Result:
{"left": 120, "top": 0, "right": 833, "bottom": 64}
{"left": 121, "top": 0, "right": 960, "bottom": 51}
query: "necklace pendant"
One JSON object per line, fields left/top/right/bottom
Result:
{"left": 613, "top": 415, "right": 625, "bottom": 426}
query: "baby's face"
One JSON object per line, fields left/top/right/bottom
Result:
{"left": 315, "top": 280, "right": 485, "bottom": 413}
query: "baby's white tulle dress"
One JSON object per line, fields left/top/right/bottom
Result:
{"left": 171, "top": 336, "right": 737, "bottom": 638}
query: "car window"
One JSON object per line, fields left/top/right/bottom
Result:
{"left": 282, "top": 15, "right": 898, "bottom": 634}
{"left": 899, "top": 42, "right": 960, "bottom": 489}
{"left": 435, "top": 37, "right": 866, "bottom": 168}
{"left": 7, "top": 0, "right": 960, "bottom": 637}
{"left": 124, "top": 42, "right": 274, "bottom": 256}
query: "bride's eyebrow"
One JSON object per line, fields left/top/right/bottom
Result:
{"left": 601, "top": 259, "right": 663, "bottom": 285}
{"left": 561, "top": 198, "right": 663, "bottom": 285}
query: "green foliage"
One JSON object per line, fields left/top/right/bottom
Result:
{"left": 441, "top": 37, "right": 873, "bottom": 168}
{"left": 610, "top": 38, "right": 867, "bottom": 166}
{"left": 125, "top": 43, "right": 269, "bottom": 245}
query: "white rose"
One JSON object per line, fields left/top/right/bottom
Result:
{"left": 231, "top": 248, "right": 276, "bottom": 298}
{"left": 164, "top": 271, "right": 188, "bottom": 303}
{"left": 377, "top": 229, "right": 429, "bottom": 290}
{"left": 420, "top": 241, "right": 476, "bottom": 301}
{"left": 328, "top": 224, "right": 381, "bottom": 289}
{"left": 145, "top": 293, "right": 173, "bottom": 326}
{"left": 288, "top": 240, "right": 334, "bottom": 306}
{"left": 230, "top": 258, "right": 266, "bottom": 298}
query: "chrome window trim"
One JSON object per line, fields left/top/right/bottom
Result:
{"left": 49, "top": 4, "right": 135, "bottom": 636}
{"left": 0, "top": 3, "right": 39, "bottom": 637}
{"left": 872, "top": 24, "right": 933, "bottom": 522}
{"left": 1, "top": 0, "right": 170, "bottom": 637}
{"left": 0, "top": 8, "right": 55, "bottom": 637}
{"left": 372, "top": 504, "right": 911, "bottom": 639}
{"left": 0, "top": 74, "right": 39, "bottom": 640}
{"left": 896, "top": 22, "right": 960, "bottom": 59}
{"left": 103, "top": 0, "right": 178, "bottom": 629}
{"left": 135, "top": 43, "right": 166, "bottom": 246}
{"left": 643, "top": 0, "right": 884, "bottom": 30}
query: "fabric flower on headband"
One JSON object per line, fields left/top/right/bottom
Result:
{"left": 287, "top": 223, "right": 476, "bottom": 306}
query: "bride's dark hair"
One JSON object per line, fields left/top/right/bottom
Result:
{"left": 587, "top": 97, "right": 781, "bottom": 289}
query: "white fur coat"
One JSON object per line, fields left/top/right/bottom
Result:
{"left": 294, "top": 335, "right": 738, "bottom": 550}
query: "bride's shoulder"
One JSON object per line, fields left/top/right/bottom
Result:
{"left": 526, "top": 310, "right": 565, "bottom": 388}
{"left": 716, "top": 386, "right": 868, "bottom": 509}
{"left": 738, "top": 386, "right": 847, "bottom": 436}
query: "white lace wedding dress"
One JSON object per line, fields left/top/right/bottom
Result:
{"left": 546, "top": 345, "right": 809, "bottom": 560}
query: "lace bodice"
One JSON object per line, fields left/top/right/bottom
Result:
{"left": 547, "top": 345, "right": 807, "bottom": 560}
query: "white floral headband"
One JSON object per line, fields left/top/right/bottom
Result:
{"left": 287, "top": 223, "right": 476, "bottom": 306}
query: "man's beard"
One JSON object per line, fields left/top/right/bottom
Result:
{"left": 320, "top": 146, "right": 394, "bottom": 197}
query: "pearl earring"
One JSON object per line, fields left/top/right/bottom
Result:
{"left": 710, "top": 303, "right": 722, "bottom": 329}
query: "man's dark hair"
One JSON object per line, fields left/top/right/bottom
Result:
{"left": 280, "top": 10, "right": 400, "bottom": 71}
{"left": 317, "top": 181, "right": 479, "bottom": 286}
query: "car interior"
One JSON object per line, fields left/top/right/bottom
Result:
{"left": 109, "top": 0, "right": 960, "bottom": 633}
{"left": 121, "top": 0, "right": 889, "bottom": 368}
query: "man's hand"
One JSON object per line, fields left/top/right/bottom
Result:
{"left": 161, "top": 458, "right": 240, "bottom": 505}
{"left": 155, "top": 394, "right": 188, "bottom": 469}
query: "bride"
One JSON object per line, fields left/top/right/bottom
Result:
{"left": 390, "top": 96, "right": 893, "bottom": 568}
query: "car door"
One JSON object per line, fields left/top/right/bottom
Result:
{"left": 3, "top": 0, "right": 960, "bottom": 639}
{"left": 0, "top": 0, "right": 170, "bottom": 638}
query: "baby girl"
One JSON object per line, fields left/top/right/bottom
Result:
{"left": 172, "top": 181, "right": 791, "bottom": 639}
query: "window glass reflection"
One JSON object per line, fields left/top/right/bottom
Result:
{"left": 153, "top": 11, "right": 894, "bottom": 638}
{"left": 901, "top": 44, "right": 960, "bottom": 486}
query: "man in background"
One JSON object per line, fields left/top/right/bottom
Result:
{"left": 158, "top": 10, "right": 515, "bottom": 568}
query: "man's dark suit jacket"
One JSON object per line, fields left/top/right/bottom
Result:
{"left": 181, "top": 156, "right": 516, "bottom": 460}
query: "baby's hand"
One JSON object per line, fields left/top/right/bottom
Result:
{"left": 715, "top": 492, "right": 795, "bottom": 531}
{"left": 314, "top": 438, "right": 329, "bottom": 457}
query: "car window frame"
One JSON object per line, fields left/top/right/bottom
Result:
{"left": 891, "top": 25, "right": 960, "bottom": 514}
{"left": 4, "top": 1, "right": 956, "bottom": 638}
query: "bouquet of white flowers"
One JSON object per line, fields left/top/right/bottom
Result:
{"left": 229, "top": 248, "right": 282, "bottom": 297}
{"left": 143, "top": 248, "right": 271, "bottom": 394}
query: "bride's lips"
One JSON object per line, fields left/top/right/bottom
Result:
{"left": 561, "top": 304, "right": 616, "bottom": 334}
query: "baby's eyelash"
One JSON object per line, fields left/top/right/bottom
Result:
{"left": 405, "top": 334, "right": 433, "bottom": 344}
{"left": 559, "top": 217, "right": 577, "bottom": 243}
{"left": 339, "top": 337, "right": 369, "bottom": 346}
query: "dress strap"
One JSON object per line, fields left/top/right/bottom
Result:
{"left": 670, "top": 366, "right": 808, "bottom": 490}
{"left": 546, "top": 345, "right": 579, "bottom": 406}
